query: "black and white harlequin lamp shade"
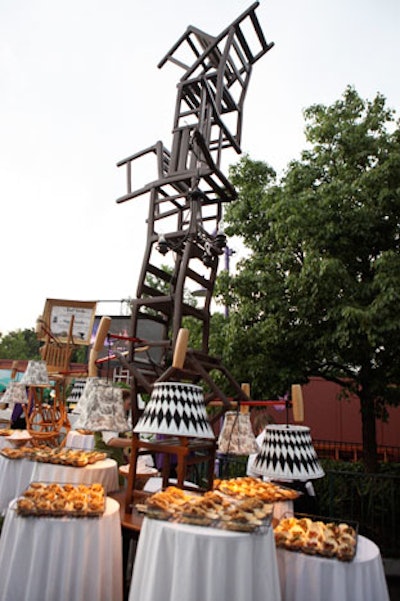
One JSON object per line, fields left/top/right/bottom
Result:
{"left": 218, "top": 411, "right": 260, "bottom": 455}
{"left": 74, "top": 378, "right": 129, "bottom": 432}
{"left": 67, "top": 379, "right": 87, "bottom": 404}
{"left": 253, "top": 424, "right": 325, "bottom": 481}
{"left": 134, "top": 381, "right": 215, "bottom": 439}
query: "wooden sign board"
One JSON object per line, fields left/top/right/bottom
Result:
{"left": 40, "top": 299, "right": 97, "bottom": 346}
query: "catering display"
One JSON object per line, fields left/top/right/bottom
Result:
{"left": 137, "top": 480, "right": 287, "bottom": 532}
{"left": 15, "top": 481, "right": 106, "bottom": 517}
{"left": 274, "top": 515, "right": 357, "bottom": 561}
{"left": 0, "top": 446, "right": 107, "bottom": 466}
{"left": 0, "top": 496, "right": 123, "bottom": 601}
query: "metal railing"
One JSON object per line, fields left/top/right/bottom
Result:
{"left": 313, "top": 440, "right": 400, "bottom": 463}
{"left": 315, "top": 470, "right": 400, "bottom": 558}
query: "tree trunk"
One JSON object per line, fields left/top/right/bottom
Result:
{"left": 359, "top": 387, "right": 378, "bottom": 472}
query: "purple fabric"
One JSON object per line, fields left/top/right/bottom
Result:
{"left": 155, "top": 434, "right": 177, "bottom": 470}
{"left": 11, "top": 403, "right": 23, "bottom": 422}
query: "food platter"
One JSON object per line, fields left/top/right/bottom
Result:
{"left": 0, "top": 429, "right": 13, "bottom": 437}
{"left": 14, "top": 482, "right": 106, "bottom": 518}
{"left": 274, "top": 514, "right": 358, "bottom": 561}
{"left": 0, "top": 447, "right": 107, "bottom": 466}
{"left": 213, "top": 476, "right": 300, "bottom": 503}
{"left": 5, "top": 431, "right": 32, "bottom": 447}
{"left": 137, "top": 484, "right": 273, "bottom": 533}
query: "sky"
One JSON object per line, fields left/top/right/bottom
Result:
{"left": 1, "top": 0, "right": 399, "bottom": 334}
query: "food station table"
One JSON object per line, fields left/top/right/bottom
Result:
{"left": 0, "top": 496, "right": 123, "bottom": 601}
{"left": 276, "top": 534, "right": 390, "bottom": 601}
{"left": 0, "top": 455, "right": 119, "bottom": 513}
{"left": 65, "top": 430, "right": 95, "bottom": 450}
{"left": 129, "top": 516, "right": 282, "bottom": 601}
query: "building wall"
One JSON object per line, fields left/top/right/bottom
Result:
{"left": 266, "top": 377, "right": 400, "bottom": 447}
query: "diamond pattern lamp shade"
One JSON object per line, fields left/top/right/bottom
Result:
{"left": 74, "top": 378, "right": 130, "bottom": 432}
{"left": 67, "top": 378, "right": 89, "bottom": 415}
{"left": 253, "top": 424, "right": 325, "bottom": 481}
{"left": 20, "top": 361, "right": 49, "bottom": 386}
{"left": 67, "top": 379, "right": 87, "bottom": 404}
{"left": 218, "top": 411, "right": 260, "bottom": 455}
{"left": 1, "top": 382, "right": 28, "bottom": 405}
{"left": 134, "top": 381, "right": 215, "bottom": 439}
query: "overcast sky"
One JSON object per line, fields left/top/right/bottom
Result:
{"left": 1, "top": 0, "right": 399, "bottom": 334}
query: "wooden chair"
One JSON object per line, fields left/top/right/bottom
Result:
{"left": 39, "top": 316, "right": 75, "bottom": 378}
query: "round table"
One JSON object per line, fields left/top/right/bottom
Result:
{"left": 31, "top": 458, "right": 119, "bottom": 492}
{"left": 276, "top": 534, "right": 390, "bottom": 601}
{"left": 0, "top": 455, "right": 119, "bottom": 513}
{"left": 65, "top": 430, "right": 95, "bottom": 450}
{"left": 129, "top": 516, "right": 282, "bottom": 601}
{"left": 0, "top": 497, "right": 123, "bottom": 601}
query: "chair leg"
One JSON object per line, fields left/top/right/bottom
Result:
{"left": 122, "top": 527, "right": 139, "bottom": 601}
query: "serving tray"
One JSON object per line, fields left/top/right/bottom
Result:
{"left": 136, "top": 486, "right": 273, "bottom": 533}
{"left": 14, "top": 481, "right": 106, "bottom": 518}
{"left": 1, "top": 447, "right": 107, "bottom": 466}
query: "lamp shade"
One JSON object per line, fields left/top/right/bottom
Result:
{"left": 67, "top": 379, "right": 88, "bottom": 407}
{"left": 134, "top": 381, "right": 214, "bottom": 439}
{"left": 74, "top": 378, "right": 129, "bottom": 432}
{"left": 253, "top": 424, "right": 325, "bottom": 481}
{"left": 20, "top": 361, "right": 49, "bottom": 386}
{"left": 218, "top": 411, "right": 260, "bottom": 455}
{"left": 70, "top": 377, "right": 98, "bottom": 415}
{"left": 1, "top": 382, "right": 28, "bottom": 405}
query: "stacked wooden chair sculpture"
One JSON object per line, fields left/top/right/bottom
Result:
{"left": 113, "top": 4, "right": 274, "bottom": 504}
{"left": 116, "top": 3, "right": 274, "bottom": 433}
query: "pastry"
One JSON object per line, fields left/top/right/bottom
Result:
{"left": 274, "top": 516, "right": 357, "bottom": 560}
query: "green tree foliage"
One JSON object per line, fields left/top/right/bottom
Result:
{"left": 0, "top": 329, "right": 41, "bottom": 360}
{"left": 218, "top": 87, "right": 400, "bottom": 471}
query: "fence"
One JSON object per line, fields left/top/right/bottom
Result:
{"left": 315, "top": 469, "right": 400, "bottom": 558}
{"left": 313, "top": 439, "right": 400, "bottom": 463}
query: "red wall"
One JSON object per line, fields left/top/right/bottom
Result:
{"left": 266, "top": 377, "right": 400, "bottom": 447}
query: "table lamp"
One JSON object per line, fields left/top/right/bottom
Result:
{"left": 1, "top": 382, "right": 28, "bottom": 405}
{"left": 133, "top": 381, "right": 214, "bottom": 439}
{"left": 20, "top": 361, "right": 50, "bottom": 386}
{"left": 74, "top": 378, "right": 129, "bottom": 432}
{"left": 252, "top": 424, "right": 325, "bottom": 481}
{"left": 217, "top": 411, "right": 260, "bottom": 454}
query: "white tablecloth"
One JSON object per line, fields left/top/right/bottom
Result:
{"left": 0, "top": 455, "right": 119, "bottom": 512}
{"left": 31, "top": 458, "right": 119, "bottom": 492}
{"left": 0, "top": 436, "right": 12, "bottom": 450}
{"left": 276, "top": 535, "right": 390, "bottom": 601}
{"left": 0, "top": 497, "right": 122, "bottom": 601}
{"left": 65, "top": 430, "right": 95, "bottom": 450}
{"left": 0, "top": 431, "right": 31, "bottom": 450}
{"left": 129, "top": 517, "right": 282, "bottom": 601}
{"left": 67, "top": 412, "right": 80, "bottom": 429}
{"left": 0, "top": 408, "right": 12, "bottom": 423}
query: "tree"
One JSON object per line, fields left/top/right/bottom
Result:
{"left": 218, "top": 87, "right": 400, "bottom": 472}
{"left": 0, "top": 329, "right": 41, "bottom": 360}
